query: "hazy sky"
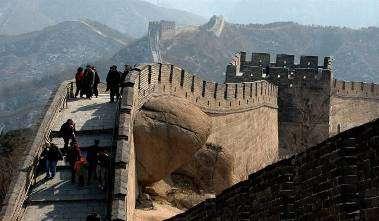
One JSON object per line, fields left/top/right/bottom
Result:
{"left": 145, "top": 0, "right": 379, "bottom": 28}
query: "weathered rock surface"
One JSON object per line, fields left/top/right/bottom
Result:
{"left": 134, "top": 95, "right": 211, "bottom": 185}
{"left": 176, "top": 144, "right": 233, "bottom": 194}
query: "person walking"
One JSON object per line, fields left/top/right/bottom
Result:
{"left": 67, "top": 141, "right": 81, "bottom": 183}
{"left": 84, "top": 65, "right": 95, "bottom": 99}
{"left": 97, "top": 151, "right": 109, "bottom": 191}
{"left": 87, "top": 140, "right": 99, "bottom": 185}
{"left": 93, "top": 67, "right": 100, "bottom": 98}
{"left": 75, "top": 67, "right": 85, "bottom": 98}
{"left": 106, "top": 65, "right": 121, "bottom": 103}
{"left": 42, "top": 143, "right": 63, "bottom": 179}
{"left": 59, "top": 119, "right": 76, "bottom": 154}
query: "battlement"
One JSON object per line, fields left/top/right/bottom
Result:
{"left": 332, "top": 79, "right": 379, "bottom": 99}
{"left": 134, "top": 63, "right": 278, "bottom": 114}
{"left": 148, "top": 20, "right": 176, "bottom": 39}
{"left": 230, "top": 51, "right": 332, "bottom": 69}
{"left": 226, "top": 52, "right": 333, "bottom": 89}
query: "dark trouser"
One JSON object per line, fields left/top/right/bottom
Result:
{"left": 110, "top": 87, "right": 120, "bottom": 102}
{"left": 63, "top": 136, "right": 74, "bottom": 154}
{"left": 87, "top": 162, "right": 97, "bottom": 184}
{"left": 71, "top": 166, "right": 76, "bottom": 183}
{"left": 75, "top": 83, "right": 83, "bottom": 97}
{"left": 45, "top": 160, "right": 57, "bottom": 178}
{"left": 93, "top": 84, "right": 99, "bottom": 97}
{"left": 86, "top": 85, "right": 93, "bottom": 98}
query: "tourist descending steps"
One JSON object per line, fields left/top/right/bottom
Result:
{"left": 87, "top": 140, "right": 99, "bottom": 185}
{"left": 59, "top": 119, "right": 76, "bottom": 154}
{"left": 106, "top": 65, "right": 121, "bottom": 103}
{"left": 75, "top": 67, "right": 85, "bottom": 98}
{"left": 67, "top": 141, "right": 81, "bottom": 183}
{"left": 97, "top": 150, "right": 109, "bottom": 191}
{"left": 41, "top": 143, "right": 63, "bottom": 179}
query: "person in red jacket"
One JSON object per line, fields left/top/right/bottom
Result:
{"left": 75, "top": 67, "right": 85, "bottom": 98}
{"left": 67, "top": 141, "right": 81, "bottom": 183}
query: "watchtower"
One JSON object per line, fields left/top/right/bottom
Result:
{"left": 226, "top": 52, "right": 334, "bottom": 154}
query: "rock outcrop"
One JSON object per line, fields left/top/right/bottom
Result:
{"left": 134, "top": 95, "right": 211, "bottom": 185}
{"left": 175, "top": 143, "right": 233, "bottom": 194}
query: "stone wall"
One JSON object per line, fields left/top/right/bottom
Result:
{"left": 207, "top": 107, "right": 278, "bottom": 186}
{"left": 167, "top": 118, "right": 379, "bottom": 220}
{"left": 133, "top": 63, "right": 279, "bottom": 188}
{"left": 330, "top": 79, "right": 379, "bottom": 136}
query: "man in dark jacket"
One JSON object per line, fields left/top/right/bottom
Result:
{"left": 106, "top": 65, "right": 121, "bottom": 102}
{"left": 60, "top": 119, "right": 76, "bottom": 153}
{"left": 93, "top": 67, "right": 100, "bottom": 98}
{"left": 84, "top": 65, "right": 95, "bottom": 99}
{"left": 42, "top": 143, "right": 63, "bottom": 179}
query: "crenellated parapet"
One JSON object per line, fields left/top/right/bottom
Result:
{"left": 332, "top": 79, "right": 379, "bottom": 99}
{"left": 226, "top": 51, "right": 333, "bottom": 86}
{"left": 134, "top": 63, "right": 278, "bottom": 114}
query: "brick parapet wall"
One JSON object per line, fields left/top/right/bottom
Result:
{"left": 0, "top": 81, "right": 73, "bottom": 221}
{"left": 332, "top": 79, "right": 379, "bottom": 100}
{"left": 136, "top": 63, "right": 278, "bottom": 114}
{"left": 167, "top": 119, "right": 379, "bottom": 220}
{"left": 111, "top": 73, "right": 139, "bottom": 221}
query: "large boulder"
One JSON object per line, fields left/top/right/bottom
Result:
{"left": 134, "top": 95, "right": 211, "bottom": 185}
{"left": 175, "top": 144, "right": 233, "bottom": 194}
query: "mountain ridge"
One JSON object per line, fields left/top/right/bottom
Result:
{"left": 0, "top": 0, "right": 205, "bottom": 37}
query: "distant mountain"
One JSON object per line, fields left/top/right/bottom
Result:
{"left": 0, "top": 0, "right": 205, "bottom": 37}
{"left": 0, "top": 20, "right": 132, "bottom": 130}
{"left": 228, "top": 0, "right": 379, "bottom": 28}
{"left": 113, "top": 18, "right": 379, "bottom": 83}
{"left": 147, "top": 0, "right": 379, "bottom": 28}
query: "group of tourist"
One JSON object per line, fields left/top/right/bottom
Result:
{"left": 75, "top": 65, "right": 101, "bottom": 99}
{"left": 42, "top": 119, "right": 109, "bottom": 189}
{"left": 75, "top": 64, "right": 132, "bottom": 102}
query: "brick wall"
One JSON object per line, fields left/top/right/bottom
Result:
{"left": 133, "top": 63, "right": 279, "bottom": 189}
{"left": 167, "top": 118, "right": 379, "bottom": 220}
{"left": 330, "top": 79, "right": 379, "bottom": 136}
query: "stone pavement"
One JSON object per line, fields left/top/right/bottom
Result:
{"left": 22, "top": 94, "right": 117, "bottom": 221}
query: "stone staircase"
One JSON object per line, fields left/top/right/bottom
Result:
{"left": 22, "top": 94, "right": 117, "bottom": 221}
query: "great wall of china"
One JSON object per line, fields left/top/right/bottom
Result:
{"left": 2, "top": 20, "right": 379, "bottom": 220}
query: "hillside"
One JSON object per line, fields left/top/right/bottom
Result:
{"left": 0, "top": 128, "right": 33, "bottom": 203}
{"left": 0, "top": 0, "right": 205, "bottom": 37}
{"left": 0, "top": 20, "right": 132, "bottom": 130}
{"left": 113, "top": 19, "right": 379, "bottom": 82}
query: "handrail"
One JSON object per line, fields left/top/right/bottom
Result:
{"left": 0, "top": 81, "right": 73, "bottom": 221}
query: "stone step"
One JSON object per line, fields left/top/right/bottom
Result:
{"left": 50, "top": 129, "right": 114, "bottom": 138}
{"left": 22, "top": 201, "right": 107, "bottom": 221}
{"left": 28, "top": 170, "right": 106, "bottom": 203}
{"left": 51, "top": 134, "right": 113, "bottom": 148}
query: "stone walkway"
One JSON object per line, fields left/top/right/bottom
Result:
{"left": 23, "top": 94, "right": 117, "bottom": 221}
